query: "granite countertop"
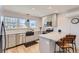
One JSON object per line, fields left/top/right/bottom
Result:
{"left": 39, "top": 32, "right": 66, "bottom": 41}
{"left": 6, "top": 29, "right": 40, "bottom": 35}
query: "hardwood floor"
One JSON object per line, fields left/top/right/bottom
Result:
{"left": 5, "top": 41, "right": 79, "bottom": 53}
{"left": 6, "top": 41, "right": 39, "bottom": 53}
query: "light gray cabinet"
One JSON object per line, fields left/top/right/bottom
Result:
{"left": 7, "top": 34, "right": 16, "bottom": 48}
{"left": 5, "top": 31, "right": 39, "bottom": 49}
{"left": 25, "top": 36, "right": 35, "bottom": 42}
{"left": 6, "top": 35, "right": 9, "bottom": 48}
{"left": 16, "top": 34, "right": 25, "bottom": 45}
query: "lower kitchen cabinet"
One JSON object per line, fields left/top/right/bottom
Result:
{"left": 5, "top": 31, "right": 39, "bottom": 49}
{"left": 25, "top": 36, "right": 35, "bottom": 42}
{"left": 16, "top": 34, "right": 25, "bottom": 45}
{"left": 34, "top": 31, "right": 39, "bottom": 40}
{"left": 22, "top": 34, "right": 26, "bottom": 43}
{"left": 5, "top": 34, "right": 16, "bottom": 48}
{"left": 6, "top": 33, "right": 26, "bottom": 48}
{"left": 6, "top": 35, "right": 9, "bottom": 48}
{"left": 8, "top": 42, "right": 16, "bottom": 48}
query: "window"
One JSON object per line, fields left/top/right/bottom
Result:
{"left": 2, "top": 16, "right": 37, "bottom": 30}
{"left": 29, "top": 20, "right": 36, "bottom": 28}
{"left": 19, "top": 18, "right": 27, "bottom": 28}
{"left": 4, "top": 16, "right": 18, "bottom": 30}
{"left": 23, "top": 19, "right": 37, "bottom": 28}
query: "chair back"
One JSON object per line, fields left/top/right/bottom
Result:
{"left": 56, "top": 38, "right": 67, "bottom": 46}
{"left": 56, "top": 35, "right": 76, "bottom": 48}
{"left": 66, "top": 35, "right": 76, "bottom": 42}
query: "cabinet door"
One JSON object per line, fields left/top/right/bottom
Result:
{"left": 34, "top": 31, "right": 39, "bottom": 40}
{"left": 16, "top": 34, "right": 20, "bottom": 45}
{"left": 25, "top": 36, "right": 34, "bottom": 43}
{"left": 21, "top": 33, "right": 25, "bottom": 43}
{"left": 19, "top": 34, "right": 24, "bottom": 44}
{"left": 8, "top": 34, "right": 16, "bottom": 48}
{"left": 16, "top": 34, "right": 22, "bottom": 45}
{"left": 16, "top": 34, "right": 25, "bottom": 45}
{"left": 6, "top": 35, "right": 9, "bottom": 48}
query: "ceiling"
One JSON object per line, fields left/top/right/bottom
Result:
{"left": 3, "top": 5, "right": 79, "bottom": 17}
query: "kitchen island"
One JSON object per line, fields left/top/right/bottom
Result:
{"left": 39, "top": 32, "right": 66, "bottom": 53}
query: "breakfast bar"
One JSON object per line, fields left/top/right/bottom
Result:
{"left": 39, "top": 32, "right": 66, "bottom": 53}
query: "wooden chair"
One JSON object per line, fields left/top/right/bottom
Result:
{"left": 66, "top": 35, "right": 77, "bottom": 52}
{"left": 54, "top": 37, "right": 75, "bottom": 53}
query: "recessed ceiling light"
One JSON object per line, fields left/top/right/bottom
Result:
{"left": 32, "top": 8, "right": 35, "bottom": 10}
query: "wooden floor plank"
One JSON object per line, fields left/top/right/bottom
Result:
{"left": 6, "top": 42, "right": 39, "bottom": 53}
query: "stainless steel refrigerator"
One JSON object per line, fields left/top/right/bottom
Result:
{"left": 0, "top": 20, "right": 6, "bottom": 53}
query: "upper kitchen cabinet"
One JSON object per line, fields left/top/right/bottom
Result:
{"left": 42, "top": 14, "right": 58, "bottom": 28}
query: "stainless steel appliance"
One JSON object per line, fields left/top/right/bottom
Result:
{"left": 0, "top": 21, "right": 6, "bottom": 53}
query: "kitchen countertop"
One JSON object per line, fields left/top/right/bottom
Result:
{"left": 39, "top": 32, "right": 66, "bottom": 41}
{"left": 6, "top": 29, "right": 40, "bottom": 35}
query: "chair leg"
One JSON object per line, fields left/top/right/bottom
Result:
{"left": 62, "top": 48, "right": 65, "bottom": 53}
{"left": 66, "top": 48, "right": 68, "bottom": 53}
{"left": 74, "top": 43, "right": 77, "bottom": 53}
{"left": 64, "top": 48, "right": 68, "bottom": 53}
{"left": 54, "top": 42, "right": 56, "bottom": 53}
{"left": 72, "top": 44, "right": 74, "bottom": 53}
{"left": 67, "top": 48, "right": 71, "bottom": 53}
{"left": 59, "top": 47, "right": 61, "bottom": 52}
{"left": 72, "top": 48, "right": 74, "bottom": 53}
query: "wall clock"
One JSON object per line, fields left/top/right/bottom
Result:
{"left": 71, "top": 18, "right": 79, "bottom": 24}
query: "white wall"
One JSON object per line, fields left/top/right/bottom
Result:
{"left": 0, "top": 6, "right": 4, "bottom": 16}
{"left": 57, "top": 14, "right": 70, "bottom": 33}
{"left": 57, "top": 13, "right": 79, "bottom": 48}
{"left": 1, "top": 9, "right": 42, "bottom": 30}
